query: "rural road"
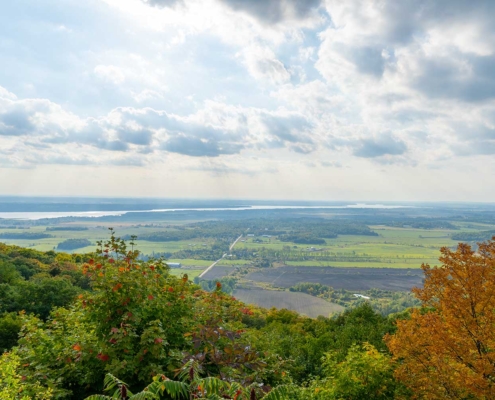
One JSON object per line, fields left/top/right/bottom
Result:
{"left": 199, "top": 234, "right": 243, "bottom": 278}
{"left": 229, "top": 234, "right": 243, "bottom": 251}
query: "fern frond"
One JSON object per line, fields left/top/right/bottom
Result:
{"left": 85, "top": 396, "right": 112, "bottom": 400}
{"left": 204, "top": 395, "right": 223, "bottom": 400}
{"left": 226, "top": 381, "right": 244, "bottom": 397}
{"left": 103, "top": 373, "right": 127, "bottom": 391}
{"left": 199, "top": 377, "right": 228, "bottom": 395}
{"left": 158, "top": 379, "right": 189, "bottom": 399}
{"left": 129, "top": 391, "right": 160, "bottom": 400}
{"left": 177, "top": 359, "right": 200, "bottom": 382}
{"left": 261, "top": 385, "right": 297, "bottom": 400}
{"left": 102, "top": 373, "right": 134, "bottom": 399}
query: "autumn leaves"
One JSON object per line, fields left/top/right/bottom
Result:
{"left": 386, "top": 238, "right": 495, "bottom": 398}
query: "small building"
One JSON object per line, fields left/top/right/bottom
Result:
{"left": 353, "top": 294, "right": 370, "bottom": 300}
{"left": 167, "top": 262, "right": 182, "bottom": 268}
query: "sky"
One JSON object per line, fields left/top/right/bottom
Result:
{"left": 0, "top": 0, "right": 494, "bottom": 201}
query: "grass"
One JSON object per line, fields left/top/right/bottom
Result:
{"left": 167, "top": 259, "right": 212, "bottom": 267}
{"left": 169, "top": 268, "right": 203, "bottom": 280}
{"left": 233, "top": 288, "right": 344, "bottom": 318}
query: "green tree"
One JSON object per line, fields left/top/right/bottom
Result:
{"left": 0, "top": 312, "right": 23, "bottom": 352}
{"left": 0, "top": 352, "right": 53, "bottom": 399}
{"left": 299, "top": 343, "right": 408, "bottom": 399}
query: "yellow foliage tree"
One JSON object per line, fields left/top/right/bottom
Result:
{"left": 386, "top": 238, "right": 495, "bottom": 399}
{"left": 0, "top": 352, "right": 53, "bottom": 399}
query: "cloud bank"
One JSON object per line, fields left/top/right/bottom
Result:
{"left": 1, "top": 0, "right": 495, "bottom": 199}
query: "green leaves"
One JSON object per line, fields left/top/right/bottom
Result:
{"left": 79, "top": 232, "right": 196, "bottom": 386}
{"left": 297, "top": 343, "right": 403, "bottom": 400}
{"left": 261, "top": 385, "right": 296, "bottom": 400}
{"left": 0, "top": 352, "right": 54, "bottom": 400}
{"left": 156, "top": 379, "right": 189, "bottom": 399}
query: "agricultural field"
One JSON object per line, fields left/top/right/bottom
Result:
{"left": 246, "top": 266, "right": 423, "bottom": 291}
{"left": 201, "top": 266, "right": 240, "bottom": 280}
{"left": 233, "top": 288, "right": 344, "bottom": 318}
{"left": 167, "top": 259, "right": 212, "bottom": 267}
{"left": 2, "top": 217, "right": 495, "bottom": 278}
{"left": 233, "top": 225, "right": 476, "bottom": 269}
{"left": 0, "top": 224, "right": 218, "bottom": 256}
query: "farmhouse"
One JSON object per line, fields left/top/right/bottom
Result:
{"left": 167, "top": 262, "right": 182, "bottom": 268}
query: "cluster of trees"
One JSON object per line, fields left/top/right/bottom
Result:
{"left": 195, "top": 277, "right": 238, "bottom": 294}
{"left": 57, "top": 238, "right": 92, "bottom": 250}
{"left": 46, "top": 226, "right": 88, "bottom": 231}
{"left": 258, "top": 218, "right": 378, "bottom": 237}
{"left": 129, "top": 218, "right": 377, "bottom": 245}
{"left": 124, "top": 230, "right": 198, "bottom": 242}
{"left": 2, "top": 233, "right": 495, "bottom": 399}
{"left": 0, "top": 232, "right": 53, "bottom": 240}
{"left": 0, "top": 244, "right": 90, "bottom": 352}
{"left": 451, "top": 229, "right": 495, "bottom": 242}
{"left": 172, "top": 240, "right": 230, "bottom": 261}
{"left": 290, "top": 283, "right": 420, "bottom": 315}
{"left": 385, "top": 219, "right": 457, "bottom": 229}
{"left": 279, "top": 234, "right": 328, "bottom": 245}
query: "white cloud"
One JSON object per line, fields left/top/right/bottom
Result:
{"left": 239, "top": 45, "right": 291, "bottom": 84}
{"left": 94, "top": 65, "right": 126, "bottom": 85}
{"left": 2, "top": 0, "right": 495, "bottom": 199}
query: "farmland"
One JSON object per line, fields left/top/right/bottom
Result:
{"left": 0, "top": 224, "right": 219, "bottom": 255}
{"left": 233, "top": 226, "right": 462, "bottom": 269}
{"left": 2, "top": 205, "right": 495, "bottom": 318}
{"left": 201, "top": 266, "right": 240, "bottom": 280}
{"left": 245, "top": 266, "right": 423, "bottom": 291}
{"left": 233, "top": 288, "right": 344, "bottom": 318}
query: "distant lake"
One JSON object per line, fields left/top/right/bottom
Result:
{"left": 0, "top": 203, "right": 413, "bottom": 220}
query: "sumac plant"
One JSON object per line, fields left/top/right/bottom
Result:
{"left": 86, "top": 367, "right": 296, "bottom": 400}
{"left": 79, "top": 229, "right": 195, "bottom": 386}
{"left": 181, "top": 320, "right": 267, "bottom": 387}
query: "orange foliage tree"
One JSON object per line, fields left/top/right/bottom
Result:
{"left": 386, "top": 238, "right": 495, "bottom": 399}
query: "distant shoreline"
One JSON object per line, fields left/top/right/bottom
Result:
{"left": 0, "top": 204, "right": 414, "bottom": 221}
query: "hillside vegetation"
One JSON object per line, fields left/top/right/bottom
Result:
{"left": 1, "top": 232, "right": 495, "bottom": 399}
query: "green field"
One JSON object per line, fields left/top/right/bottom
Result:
{"left": 233, "top": 288, "right": 344, "bottom": 318}
{"left": 169, "top": 268, "right": 203, "bottom": 280}
{"left": 167, "top": 259, "right": 212, "bottom": 267}
{"left": 0, "top": 225, "right": 217, "bottom": 254}
{"left": 2, "top": 220, "right": 494, "bottom": 271}
{"left": 233, "top": 225, "right": 490, "bottom": 268}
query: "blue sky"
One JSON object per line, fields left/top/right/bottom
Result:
{"left": 1, "top": 0, "right": 494, "bottom": 201}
